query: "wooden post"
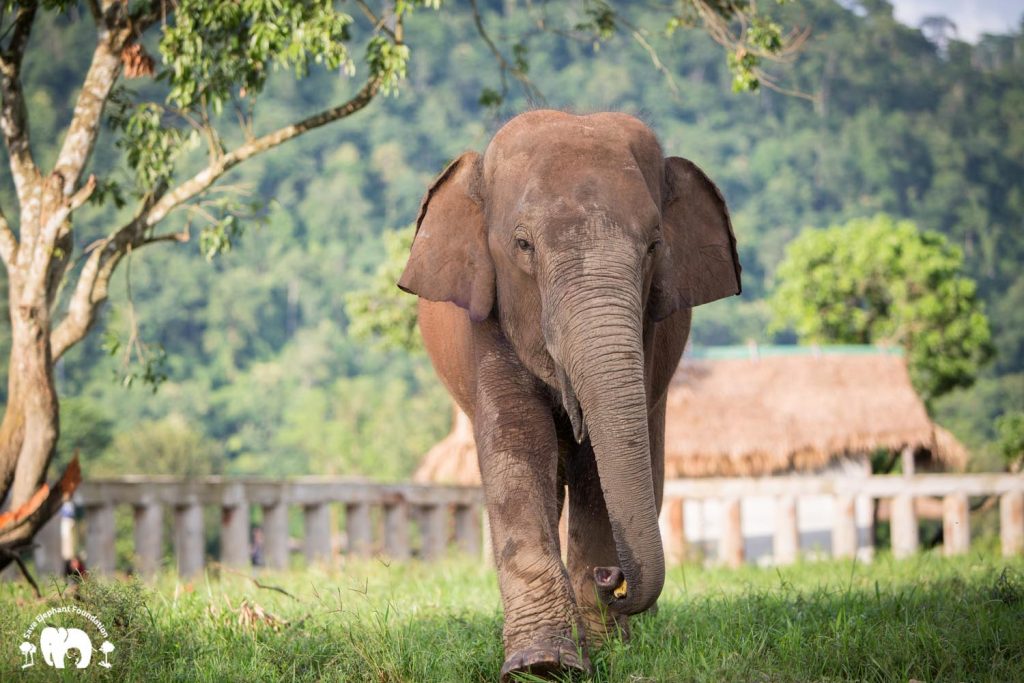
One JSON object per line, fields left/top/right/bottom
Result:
{"left": 220, "top": 503, "right": 250, "bottom": 568}
{"left": 719, "top": 497, "right": 744, "bottom": 568}
{"left": 890, "top": 494, "right": 918, "bottom": 558}
{"left": 174, "top": 502, "right": 204, "bottom": 577}
{"left": 454, "top": 504, "right": 481, "bottom": 557}
{"left": 942, "top": 493, "right": 970, "bottom": 556}
{"left": 261, "top": 501, "right": 289, "bottom": 570}
{"left": 420, "top": 503, "right": 448, "bottom": 560}
{"left": 304, "top": 503, "right": 332, "bottom": 564}
{"left": 133, "top": 502, "right": 164, "bottom": 577}
{"left": 85, "top": 503, "right": 116, "bottom": 574}
{"left": 32, "top": 511, "right": 63, "bottom": 576}
{"left": 1000, "top": 491, "right": 1024, "bottom": 557}
{"left": 773, "top": 495, "right": 799, "bottom": 565}
{"left": 660, "top": 497, "right": 686, "bottom": 566}
{"left": 383, "top": 502, "right": 410, "bottom": 560}
{"left": 832, "top": 494, "right": 858, "bottom": 559}
{"left": 346, "top": 502, "right": 372, "bottom": 557}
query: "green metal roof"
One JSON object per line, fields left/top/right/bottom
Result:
{"left": 687, "top": 344, "right": 904, "bottom": 360}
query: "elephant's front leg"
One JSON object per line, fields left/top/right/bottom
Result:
{"left": 475, "top": 349, "right": 590, "bottom": 679}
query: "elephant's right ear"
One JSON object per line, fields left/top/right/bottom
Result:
{"left": 398, "top": 152, "right": 495, "bottom": 322}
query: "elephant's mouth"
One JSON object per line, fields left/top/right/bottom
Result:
{"left": 555, "top": 362, "right": 587, "bottom": 444}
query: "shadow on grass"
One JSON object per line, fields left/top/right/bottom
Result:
{"left": 2, "top": 558, "right": 1022, "bottom": 682}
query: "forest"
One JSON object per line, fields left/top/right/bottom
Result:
{"left": 1, "top": 0, "right": 1021, "bottom": 482}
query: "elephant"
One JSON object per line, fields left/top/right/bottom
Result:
{"left": 39, "top": 626, "right": 93, "bottom": 669}
{"left": 398, "top": 110, "right": 741, "bottom": 679}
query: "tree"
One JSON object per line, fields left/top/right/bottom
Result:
{"left": 0, "top": 0, "right": 799, "bottom": 558}
{"left": 768, "top": 214, "right": 993, "bottom": 401}
{"left": 0, "top": 0, "right": 410, "bottom": 549}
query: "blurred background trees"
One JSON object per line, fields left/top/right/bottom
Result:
{"left": 768, "top": 214, "right": 992, "bottom": 403}
{"left": 1, "top": 0, "right": 1021, "bottom": 484}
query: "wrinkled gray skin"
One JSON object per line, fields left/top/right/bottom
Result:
{"left": 399, "top": 110, "right": 740, "bottom": 680}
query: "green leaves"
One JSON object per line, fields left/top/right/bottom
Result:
{"left": 769, "top": 214, "right": 993, "bottom": 401}
{"left": 158, "top": 0, "right": 355, "bottom": 112}
{"left": 366, "top": 36, "right": 410, "bottom": 95}
{"left": 109, "top": 100, "right": 197, "bottom": 194}
{"left": 345, "top": 226, "right": 420, "bottom": 353}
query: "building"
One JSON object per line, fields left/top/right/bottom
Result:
{"left": 414, "top": 345, "right": 967, "bottom": 563}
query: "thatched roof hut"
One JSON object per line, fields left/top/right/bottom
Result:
{"left": 413, "top": 345, "right": 967, "bottom": 485}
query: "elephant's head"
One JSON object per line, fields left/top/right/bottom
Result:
{"left": 39, "top": 626, "right": 93, "bottom": 669}
{"left": 400, "top": 111, "right": 740, "bottom": 614}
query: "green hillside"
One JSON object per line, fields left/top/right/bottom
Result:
{"left": 2, "top": 0, "right": 1022, "bottom": 479}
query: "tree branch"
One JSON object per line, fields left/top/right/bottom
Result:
{"left": 52, "top": 30, "right": 125, "bottom": 200}
{"left": 141, "top": 76, "right": 381, "bottom": 229}
{"left": 51, "top": 75, "right": 382, "bottom": 360}
{"left": 468, "top": 0, "right": 543, "bottom": 106}
{"left": 50, "top": 185, "right": 163, "bottom": 360}
{"left": 0, "top": 2, "right": 39, "bottom": 204}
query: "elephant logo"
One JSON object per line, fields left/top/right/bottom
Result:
{"left": 19, "top": 605, "right": 115, "bottom": 670}
{"left": 39, "top": 626, "right": 93, "bottom": 669}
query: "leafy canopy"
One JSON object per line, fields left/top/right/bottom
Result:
{"left": 769, "top": 214, "right": 993, "bottom": 400}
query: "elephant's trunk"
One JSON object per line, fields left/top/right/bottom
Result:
{"left": 548, "top": 264, "right": 664, "bottom": 615}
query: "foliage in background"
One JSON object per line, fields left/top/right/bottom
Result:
{"left": 1, "top": 0, "right": 1021, "bottom": 481}
{"left": 345, "top": 226, "right": 421, "bottom": 354}
{"left": 769, "top": 214, "right": 992, "bottom": 401}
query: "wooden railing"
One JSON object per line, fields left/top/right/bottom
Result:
{"left": 28, "top": 474, "right": 1024, "bottom": 576}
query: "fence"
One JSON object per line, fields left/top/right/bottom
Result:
{"left": 32, "top": 477, "right": 485, "bottom": 577}
{"left": 28, "top": 473, "right": 1024, "bottom": 576}
{"left": 660, "top": 473, "right": 1024, "bottom": 567}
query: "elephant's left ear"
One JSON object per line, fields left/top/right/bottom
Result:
{"left": 648, "top": 156, "right": 742, "bottom": 321}
{"left": 398, "top": 152, "right": 495, "bottom": 322}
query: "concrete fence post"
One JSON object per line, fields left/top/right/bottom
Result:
{"left": 421, "top": 503, "right": 448, "bottom": 561}
{"left": 133, "top": 501, "right": 164, "bottom": 577}
{"left": 221, "top": 503, "right": 251, "bottom": 568}
{"left": 346, "top": 502, "right": 372, "bottom": 557}
{"left": 773, "top": 495, "right": 799, "bottom": 565}
{"left": 890, "top": 494, "right": 918, "bottom": 558}
{"left": 304, "top": 503, "right": 332, "bottom": 564}
{"left": 720, "top": 497, "right": 744, "bottom": 568}
{"left": 261, "top": 501, "right": 289, "bottom": 570}
{"left": 84, "top": 503, "right": 116, "bottom": 574}
{"left": 660, "top": 497, "right": 686, "bottom": 566}
{"left": 942, "top": 492, "right": 970, "bottom": 556}
{"left": 454, "top": 504, "right": 481, "bottom": 557}
{"left": 174, "top": 501, "right": 204, "bottom": 578}
{"left": 832, "top": 494, "right": 858, "bottom": 559}
{"left": 32, "top": 512, "right": 63, "bottom": 576}
{"left": 383, "top": 501, "right": 409, "bottom": 560}
{"left": 1001, "top": 491, "right": 1024, "bottom": 557}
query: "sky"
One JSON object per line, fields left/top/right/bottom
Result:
{"left": 890, "top": 0, "right": 1024, "bottom": 42}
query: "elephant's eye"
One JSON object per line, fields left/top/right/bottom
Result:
{"left": 648, "top": 239, "right": 662, "bottom": 255}
{"left": 516, "top": 237, "right": 534, "bottom": 253}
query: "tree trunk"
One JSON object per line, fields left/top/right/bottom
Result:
{"left": 0, "top": 258, "right": 60, "bottom": 543}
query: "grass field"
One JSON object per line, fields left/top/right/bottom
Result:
{"left": 2, "top": 550, "right": 1022, "bottom": 682}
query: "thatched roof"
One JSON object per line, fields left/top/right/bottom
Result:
{"left": 663, "top": 346, "right": 966, "bottom": 477}
{"left": 414, "top": 346, "right": 968, "bottom": 485}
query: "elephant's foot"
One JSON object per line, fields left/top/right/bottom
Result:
{"left": 500, "top": 637, "right": 591, "bottom": 682}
